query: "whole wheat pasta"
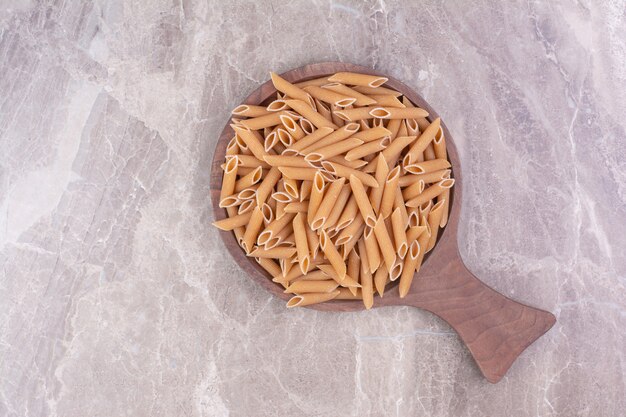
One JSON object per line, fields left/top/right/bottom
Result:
{"left": 310, "top": 177, "right": 346, "bottom": 230}
{"left": 379, "top": 166, "right": 401, "bottom": 218}
{"left": 391, "top": 207, "right": 409, "bottom": 257}
{"left": 270, "top": 72, "right": 316, "bottom": 109}
{"left": 304, "top": 85, "right": 357, "bottom": 107}
{"left": 328, "top": 71, "right": 388, "bottom": 88}
{"left": 214, "top": 70, "right": 455, "bottom": 309}
{"left": 349, "top": 175, "right": 377, "bottom": 228}
{"left": 345, "top": 137, "right": 390, "bottom": 161}
{"left": 321, "top": 83, "right": 377, "bottom": 106}
{"left": 399, "top": 241, "right": 421, "bottom": 298}
{"left": 322, "top": 161, "right": 378, "bottom": 188}
{"left": 285, "top": 99, "right": 338, "bottom": 129}
{"left": 405, "top": 179, "right": 455, "bottom": 207}
{"left": 369, "top": 154, "right": 389, "bottom": 214}
{"left": 403, "top": 117, "right": 441, "bottom": 166}
{"left": 319, "top": 230, "right": 346, "bottom": 279}
{"left": 363, "top": 225, "right": 382, "bottom": 272}
{"left": 299, "top": 123, "right": 359, "bottom": 154}
{"left": 373, "top": 215, "right": 396, "bottom": 270}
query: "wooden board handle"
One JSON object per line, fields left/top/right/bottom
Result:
{"left": 404, "top": 252, "right": 556, "bottom": 383}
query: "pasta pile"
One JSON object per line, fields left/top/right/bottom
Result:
{"left": 213, "top": 71, "right": 454, "bottom": 309}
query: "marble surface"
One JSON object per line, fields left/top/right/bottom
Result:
{"left": 1, "top": 1, "right": 625, "bottom": 416}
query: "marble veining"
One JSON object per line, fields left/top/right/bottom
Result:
{"left": 0, "top": 1, "right": 624, "bottom": 416}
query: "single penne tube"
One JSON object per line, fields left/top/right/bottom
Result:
{"left": 304, "top": 138, "right": 364, "bottom": 160}
{"left": 285, "top": 99, "right": 338, "bottom": 129}
{"left": 389, "top": 257, "right": 403, "bottom": 281}
{"left": 368, "top": 154, "right": 389, "bottom": 214}
{"left": 284, "top": 201, "right": 309, "bottom": 213}
{"left": 234, "top": 166, "right": 263, "bottom": 192}
{"left": 219, "top": 156, "right": 239, "bottom": 206}
{"left": 373, "top": 215, "right": 396, "bottom": 270}
{"left": 255, "top": 166, "right": 281, "bottom": 206}
{"left": 349, "top": 175, "right": 376, "bottom": 228}
{"left": 304, "top": 85, "right": 357, "bottom": 107}
{"left": 406, "top": 225, "right": 428, "bottom": 243}
{"left": 299, "top": 118, "right": 315, "bottom": 134}
{"left": 298, "top": 179, "right": 311, "bottom": 200}
{"left": 319, "top": 230, "right": 346, "bottom": 279}
{"left": 423, "top": 143, "right": 436, "bottom": 160}
{"left": 283, "top": 178, "right": 299, "bottom": 199}
{"left": 368, "top": 94, "right": 406, "bottom": 108}
{"left": 278, "top": 166, "right": 319, "bottom": 181}
{"left": 263, "top": 155, "right": 309, "bottom": 168}
{"left": 403, "top": 117, "right": 441, "bottom": 165}
{"left": 344, "top": 137, "right": 389, "bottom": 161}
{"left": 232, "top": 104, "right": 271, "bottom": 117}
{"left": 402, "top": 179, "right": 426, "bottom": 200}
{"left": 277, "top": 129, "right": 294, "bottom": 147}
{"left": 323, "top": 184, "right": 352, "bottom": 230}
{"left": 286, "top": 290, "right": 340, "bottom": 308}
{"left": 264, "top": 129, "right": 280, "bottom": 152}
{"left": 379, "top": 166, "right": 401, "bottom": 218}
{"left": 438, "top": 188, "right": 450, "bottom": 227}
{"left": 391, "top": 207, "right": 409, "bottom": 257}
{"left": 426, "top": 200, "right": 445, "bottom": 252}
{"left": 328, "top": 71, "right": 388, "bottom": 88}
{"left": 310, "top": 177, "right": 346, "bottom": 230}
{"left": 232, "top": 125, "right": 267, "bottom": 160}
{"left": 285, "top": 126, "right": 334, "bottom": 154}
{"left": 356, "top": 239, "right": 374, "bottom": 309}
{"left": 226, "top": 137, "right": 239, "bottom": 156}
{"left": 316, "top": 264, "right": 360, "bottom": 288}
{"left": 321, "top": 83, "right": 377, "bottom": 106}
{"left": 307, "top": 171, "right": 326, "bottom": 226}
{"left": 299, "top": 123, "right": 360, "bottom": 154}
{"left": 226, "top": 206, "right": 245, "bottom": 245}
{"left": 380, "top": 136, "right": 417, "bottom": 166}
{"left": 305, "top": 224, "right": 320, "bottom": 258}
{"left": 322, "top": 161, "right": 378, "bottom": 188}
{"left": 405, "top": 179, "right": 455, "bottom": 207}
{"left": 369, "top": 107, "right": 429, "bottom": 119}
{"left": 234, "top": 166, "right": 262, "bottom": 176}
{"left": 295, "top": 76, "right": 330, "bottom": 88}
{"left": 212, "top": 210, "right": 253, "bottom": 231}
{"left": 399, "top": 169, "right": 450, "bottom": 186}
{"left": 291, "top": 269, "right": 332, "bottom": 282}
{"left": 219, "top": 195, "right": 239, "bottom": 208}
{"left": 272, "top": 190, "right": 294, "bottom": 203}
{"left": 415, "top": 221, "right": 431, "bottom": 272}
{"left": 393, "top": 188, "right": 410, "bottom": 227}
{"left": 314, "top": 98, "right": 333, "bottom": 122}
{"left": 292, "top": 213, "right": 311, "bottom": 274}
{"left": 257, "top": 257, "right": 282, "bottom": 277}
{"left": 347, "top": 249, "right": 360, "bottom": 295}
{"left": 241, "top": 207, "right": 265, "bottom": 253}
{"left": 270, "top": 72, "right": 316, "bottom": 109}
{"left": 398, "top": 240, "right": 420, "bottom": 297}
{"left": 351, "top": 125, "right": 391, "bottom": 142}
{"left": 250, "top": 246, "right": 297, "bottom": 259}
{"left": 237, "top": 185, "right": 258, "bottom": 201}
{"left": 335, "top": 287, "right": 362, "bottom": 300}
{"left": 235, "top": 154, "right": 270, "bottom": 168}
{"left": 335, "top": 214, "right": 364, "bottom": 245}
{"left": 363, "top": 225, "right": 382, "bottom": 272}
{"left": 335, "top": 195, "right": 359, "bottom": 231}
{"left": 238, "top": 110, "right": 290, "bottom": 131}
{"left": 406, "top": 118, "right": 419, "bottom": 136}
{"left": 433, "top": 127, "right": 447, "bottom": 159}
{"left": 257, "top": 212, "right": 296, "bottom": 245}
{"left": 407, "top": 207, "right": 420, "bottom": 227}
{"left": 266, "top": 99, "right": 289, "bottom": 112}
{"left": 374, "top": 263, "right": 389, "bottom": 296}
{"left": 238, "top": 199, "right": 256, "bottom": 215}
{"left": 326, "top": 155, "right": 367, "bottom": 169}
{"left": 333, "top": 106, "right": 377, "bottom": 122}
{"left": 353, "top": 85, "right": 402, "bottom": 97}
{"left": 265, "top": 225, "right": 294, "bottom": 249}
{"left": 284, "top": 280, "right": 338, "bottom": 294}
{"left": 280, "top": 114, "right": 305, "bottom": 140}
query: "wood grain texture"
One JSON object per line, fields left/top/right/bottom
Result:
{"left": 210, "top": 62, "right": 556, "bottom": 383}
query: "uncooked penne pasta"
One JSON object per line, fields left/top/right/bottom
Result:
{"left": 214, "top": 70, "right": 455, "bottom": 309}
{"left": 322, "top": 83, "right": 377, "bottom": 106}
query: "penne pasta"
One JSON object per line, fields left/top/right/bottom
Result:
{"left": 232, "top": 104, "right": 272, "bottom": 118}
{"left": 322, "top": 161, "right": 378, "bottom": 188}
{"left": 322, "top": 83, "right": 377, "bottom": 106}
{"left": 311, "top": 177, "right": 346, "bottom": 230}
{"left": 369, "top": 155, "right": 389, "bottom": 214}
{"left": 234, "top": 166, "right": 263, "bottom": 192}
{"left": 356, "top": 239, "right": 374, "bottom": 309}
{"left": 292, "top": 213, "right": 311, "bottom": 274}
{"left": 323, "top": 184, "right": 352, "bottom": 230}
{"left": 299, "top": 123, "right": 360, "bottom": 154}
{"left": 352, "top": 85, "right": 402, "bottom": 97}
{"left": 304, "top": 85, "right": 357, "bottom": 107}
{"left": 393, "top": 187, "right": 410, "bottom": 227}
{"left": 319, "top": 230, "right": 346, "bottom": 279}
{"left": 270, "top": 72, "right": 316, "bottom": 109}
{"left": 333, "top": 107, "right": 377, "bottom": 122}
{"left": 335, "top": 195, "right": 359, "bottom": 231}
{"left": 328, "top": 72, "right": 388, "bottom": 88}
{"left": 391, "top": 207, "right": 409, "bottom": 257}
{"left": 212, "top": 210, "right": 253, "bottom": 231}
{"left": 373, "top": 263, "right": 389, "bottom": 297}
{"left": 403, "top": 117, "right": 441, "bottom": 166}
{"left": 232, "top": 125, "right": 267, "bottom": 160}
{"left": 369, "top": 107, "right": 429, "bottom": 120}
{"left": 402, "top": 179, "right": 426, "bottom": 200}
{"left": 363, "top": 225, "right": 382, "bottom": 272}
{"left": 286, "top": 290, "right": 340, "bottom": 308}
{"left": 250, "top": 246, "right": 297, "bottom": 259}
{"left": 399, "top": 169, "right": 450, "bottom": 186}
{"left": 373, "top": 215, "right": 396, "bottom": 271}
{"left": 305, "top": 138, "right": 364, "bottom": 160}
{"left": 352, "top": 125, "right": 391, "bottom": 142}
{"left": 219, "top": 156, "right": 239, "bottom": 207}
{"left": 344, "top": 137, "right": 390, "bottom": 161}
{"left": 438, "top": 188, "right": 450, "bottom": 227}
{"left": 307, "top": 171, "right": 326, "bottom": 226}
{"left": 379, "top": 166, "right": 401, "bottom": 218}
{"left": 295, "top": 76, "right": 330, "bottom": 88}
{"left": 335, "top": 214, "right": 364, "bottom": 246}
{"left": 349, "top": 175, "right": 377, "bottom": 227}
{"left": 368, "top": 94, "right": 406, "bottom": 108}
{"left": 380, "top": 136, "right": 417, "bottom": 167}
{"left": 284, "top": 201, "right": 309, "bottom": 213}
{"left": 284, "top": 280, "right": 339, "bottom": 294}
{"left": 285, "top": 99, "right": 338, "bottom": 129}
{"left": 426, "top": 200, "right": 445, "bottom": 252}
{"left": 278, "top": 167, "right": 319, "bottom": 181}
{"left": 399, "top": 241, "right": 420, "bottom": 297}
{"left": 405, "top": 179, "right": 455, "bottom": 207}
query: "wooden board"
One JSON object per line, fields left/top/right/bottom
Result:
{"left": 210, "top": 62, "right": 556, "bottom": 383}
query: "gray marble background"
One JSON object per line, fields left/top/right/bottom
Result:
{"left": 1, "top": 1, "right": 625, "bottom": 416}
